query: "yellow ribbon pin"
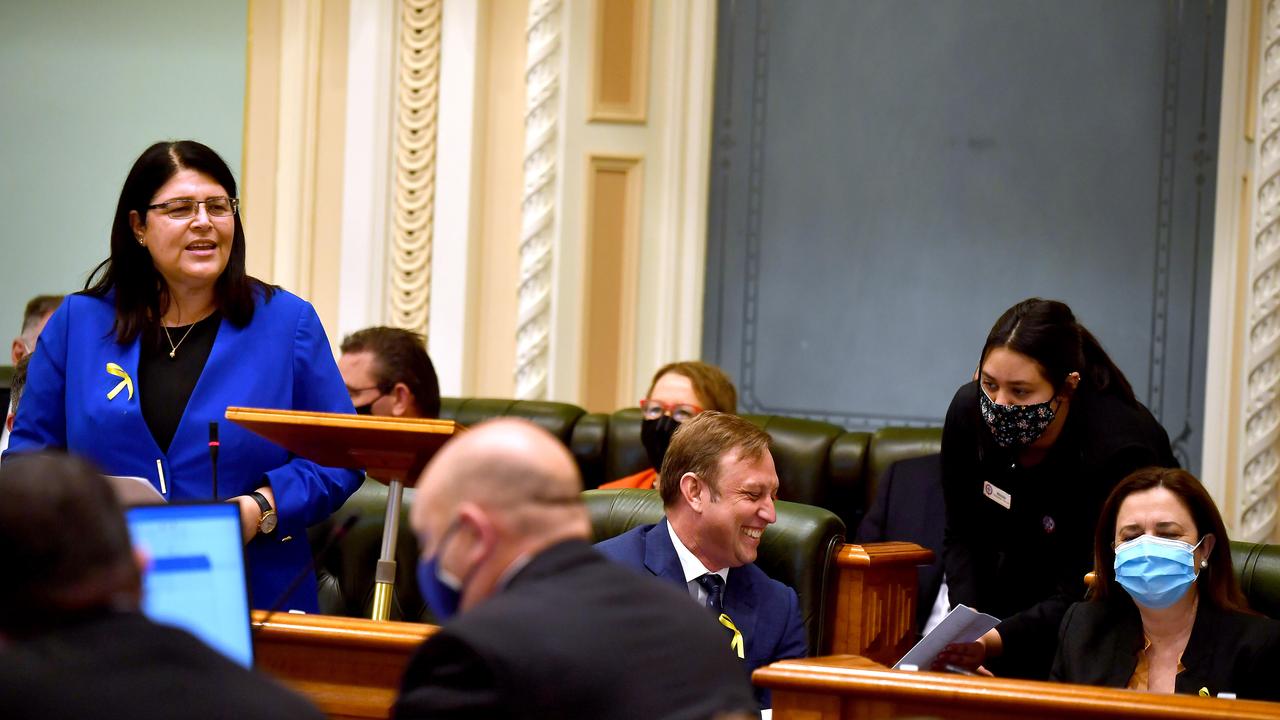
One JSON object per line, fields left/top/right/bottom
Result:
{"left": 106, "top": 363, "right": 134, "bottom": 401}
{"left": 718, "top": 613, "right": 745, "bottom": 659}
{"left": 1199, "top": 687, "right": 1210, "bottom": 697}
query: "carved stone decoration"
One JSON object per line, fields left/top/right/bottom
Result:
{"left": 516, "top": 0, "right": 562, "bottom": 400}
{"left": 1243, "top": 1, "right": 1280, "bottom": 540}
{"left": 389, "top": 0, "right": 442, "bottom": 334}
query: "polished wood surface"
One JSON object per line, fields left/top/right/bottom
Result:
{"left": 827, "top": 541, "right": 934, "bottom": 665}
{"left": 756, "top": 655, "right": 1280, "bottom": 719}
{"left": 225, "top": 407, "right": 459, "bottom": 484}
{"left": 251, "top": 610, "right": 435, "bottom": 720}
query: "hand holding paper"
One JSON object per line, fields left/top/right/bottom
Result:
{"left": 894, "top": 604, "right": 1000, "bottom": 671}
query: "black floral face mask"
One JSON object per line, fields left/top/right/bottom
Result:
{"left": 978, "top": 388, "right": 1058, "bottom": 449}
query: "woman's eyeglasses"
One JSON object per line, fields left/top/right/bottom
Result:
{"left": 147, "top": 196, "right": 239, "bottom": 219}
{"left": 639, "top": 399, "right": 703, "bottom": 423}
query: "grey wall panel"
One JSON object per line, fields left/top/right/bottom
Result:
{"left": 703, "top": 0, "right": 1224, "bottom": 472}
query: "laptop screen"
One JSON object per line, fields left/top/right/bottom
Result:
{"left": 125, "top": 503, "right": 254, "bottom": 667}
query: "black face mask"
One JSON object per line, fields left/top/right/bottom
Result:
{"left": 354, "top": 402, "right": 375, "bottom": 416}
{"left": 641, "top": 415, "right": 680, "bottom": 471}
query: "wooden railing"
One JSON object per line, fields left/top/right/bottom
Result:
{"left": 826, "top": 541, "right": 933, "bottom": 665}
{"left": 253, "top": 541, "right": 933, "bottom": 719}
{"left": 251, "top": 610, "right": 434, "bottom": 720}
{"left": 755, "top": 656, "right": 1280, "bottom": 720}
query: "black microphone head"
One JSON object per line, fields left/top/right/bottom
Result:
{"left": 208, "top": 421, "right": 218, "bottom": 442}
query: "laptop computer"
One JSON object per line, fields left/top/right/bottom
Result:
{"left": 125, "top": 503, "right": 254, "bottom": 667}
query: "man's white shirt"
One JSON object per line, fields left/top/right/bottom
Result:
{"left": 666, "top": 520, "right": 729, "bottom": 605}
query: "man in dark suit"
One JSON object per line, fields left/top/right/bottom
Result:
{"left": 0, "top": 452, "right": 323, "bottom": 720}
{"left": 855, "top": 453, "right": 946, "bottom": 634}
{"left": 394, "top": 418, "right": 757, "bottom": 720}
{"left": 595, "top": 412, "right": 808, "bottom": 708}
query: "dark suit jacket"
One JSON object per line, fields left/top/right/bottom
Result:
{"left": 0, "top": 611, "right": 324, "bottom": 720}
{"left": 1050, "top": 597, "right": 1280, "bottom": 701}
{"left": 856, "top": 453, "right": 945, "bottom": 634}
{"left": 595, "top": 519, "right": 808, "bottom": 708}
{"left": 393, "top": 540, "right": 756, "bottom": 719}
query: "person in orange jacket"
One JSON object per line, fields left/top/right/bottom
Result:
{"left": 600, "top": 361, "right": 737, "bottom": 491}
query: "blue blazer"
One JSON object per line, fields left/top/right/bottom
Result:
{"left": 6, "top": 289, "right": 363, "bottom": 613}
{"left": 595, "top": 519, "right": 807, "bottom": 707}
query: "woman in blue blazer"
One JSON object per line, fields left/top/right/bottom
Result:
{"left": 6, "top": 140, "right": 362, "bottom": 613}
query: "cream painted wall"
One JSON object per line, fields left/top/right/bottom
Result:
{"left": 468, "top": 0, "right": 528, "bottom": 398}
{"left": 553, "top": 0, "right": 715, "bottom": 408}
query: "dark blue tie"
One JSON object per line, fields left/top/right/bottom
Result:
{"left": 696, "top": 572, "right": 725, "bottom": 613}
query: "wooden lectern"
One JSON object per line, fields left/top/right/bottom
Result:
{"left": 226, "top": 407, "right": 459, "bottom": 621}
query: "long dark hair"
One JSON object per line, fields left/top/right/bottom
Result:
{"left": 980, "top": 298, "right": 1135, "bottom": 402}
{"left": 84, "top": 140, "right": 274, "bottom": 344}
{"left": 1091, "top": 467, "right": 1250, "bottom": 613}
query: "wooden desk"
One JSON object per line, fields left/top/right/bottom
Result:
{"left": 827, "top": 542, "right": 933, "bottom": 665}
{"left": 251, "top": 610, "right": 435, "bottom": 720}
{"left": 755, "top": 655, "right": 1280, "bottom": 719}
{"left": 251, "top": 541, "right": 932, "bottom": 718}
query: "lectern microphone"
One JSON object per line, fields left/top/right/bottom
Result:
{"left": 208, "top": 421, "right": 220, "bottom": 500}
{"left": 254, "top": 514, "right": 359, "bottom": 629}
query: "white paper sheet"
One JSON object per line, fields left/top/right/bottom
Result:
{"left": 105, "top": 474, "right": 166, "bottom": 506}
{"left": 894, "top": 603, "right": 1000, "bottom": 670}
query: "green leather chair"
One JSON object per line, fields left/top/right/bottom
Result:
{"left": 583, "top": 488, "right": 847, "bottom": 655}
{"left": 437, "top": 397, "right": 614, "bottom": 488}
{"left": 602, "top": 407, "right": 869, "bottom": 528}
{"left": 1231, "top": 540, "right": 1280, "bottom": 618}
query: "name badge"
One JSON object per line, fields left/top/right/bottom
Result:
{"left": 983, "top": 481, "right": 1012, "bottom": 510}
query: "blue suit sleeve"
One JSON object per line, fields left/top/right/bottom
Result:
{"left": 263, "top": 303, "right": 362, "bottom": 534}
{"left": 777, "top": 586, "right": 808, "bottom": 660}
{"left": 5, "top": 302, "right": 70, "bottom": 457}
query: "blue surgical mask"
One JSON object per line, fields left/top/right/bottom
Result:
{"left": 1113, "top": 535, "right": 1206, "bottom": 610}
{"left": 416, "top": 519, "right": 465, "bottom": 621}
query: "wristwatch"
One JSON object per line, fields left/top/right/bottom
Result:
{"left": 249, "top": 491, "right": 278, "bottom": 535}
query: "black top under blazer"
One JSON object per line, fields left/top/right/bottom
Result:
{"left": 1051, "top": 596, "right": 1280, "bottom": 701}
{"left": 393, "top": 540, "right": 757, "bottom": 720}
{"left": 941, "top": 380, "right": 1175, "bottom": 678}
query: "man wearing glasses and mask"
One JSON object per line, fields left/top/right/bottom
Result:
{"left": 599, "top": 361, "right": 737, "bottom": 490}
{"left": 338, "top": 327, "right": 441, "bottom": 419}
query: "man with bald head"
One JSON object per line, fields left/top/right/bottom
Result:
{"left": 596, "top": 412, "right": 807, "bottom": 708}
{"left": 393, "top": 418, "right": 756, "bottom": 719}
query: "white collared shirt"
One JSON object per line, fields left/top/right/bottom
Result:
{"left": 666, "top": 520, "right": 729, "bottom": 605}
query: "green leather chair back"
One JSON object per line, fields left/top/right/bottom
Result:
{"left": 865, "top": 427, "right": 943, "bottom": 510}
{"left": 1231, "top": 540, "right": 1280, "bottom": 618}
{"left": 439, "top": 397, "right": 586, "bottom": 442}
{"left": 583, "top": 488, "right": 846, "bottom": 655}
{"left": 601, "top": 408, "right": 859, "bottom": 519}
{"left": 439, "top": 397, "right": 599, "bottom": 483}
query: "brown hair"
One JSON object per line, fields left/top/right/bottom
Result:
{"left": 20, "top": 295, "right": 63, "bottom": 335}
{"left": 648, "top": 361, "right": 737, "bottom": 414}
{"left": 341, "top": 326, "right": 441, "bottom": 418}
{"left": 0, "top": 452, "right": 140, "bottom": 638}
{"left": 659, "top": 411, "right": 770, "bottom": 507}
{"left": 1091, "top": 466, "right": 1249, "bottom": 613}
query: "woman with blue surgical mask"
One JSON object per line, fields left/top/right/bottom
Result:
{"left": 1051, "top": 467, "right": 1280, "bottom": 699}
{"left": 936, "top": 299, "right": 1176, "bottom": 680}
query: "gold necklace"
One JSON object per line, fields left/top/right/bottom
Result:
{"left": 162, "top": 321, "right": 198, "bottom": 359}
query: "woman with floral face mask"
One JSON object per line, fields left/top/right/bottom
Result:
{"left": 935, "top": 299, "right": 1175, "bottom": 680}
{"left": 1050, "top": 467, "right": 1280, "bottom": 699}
